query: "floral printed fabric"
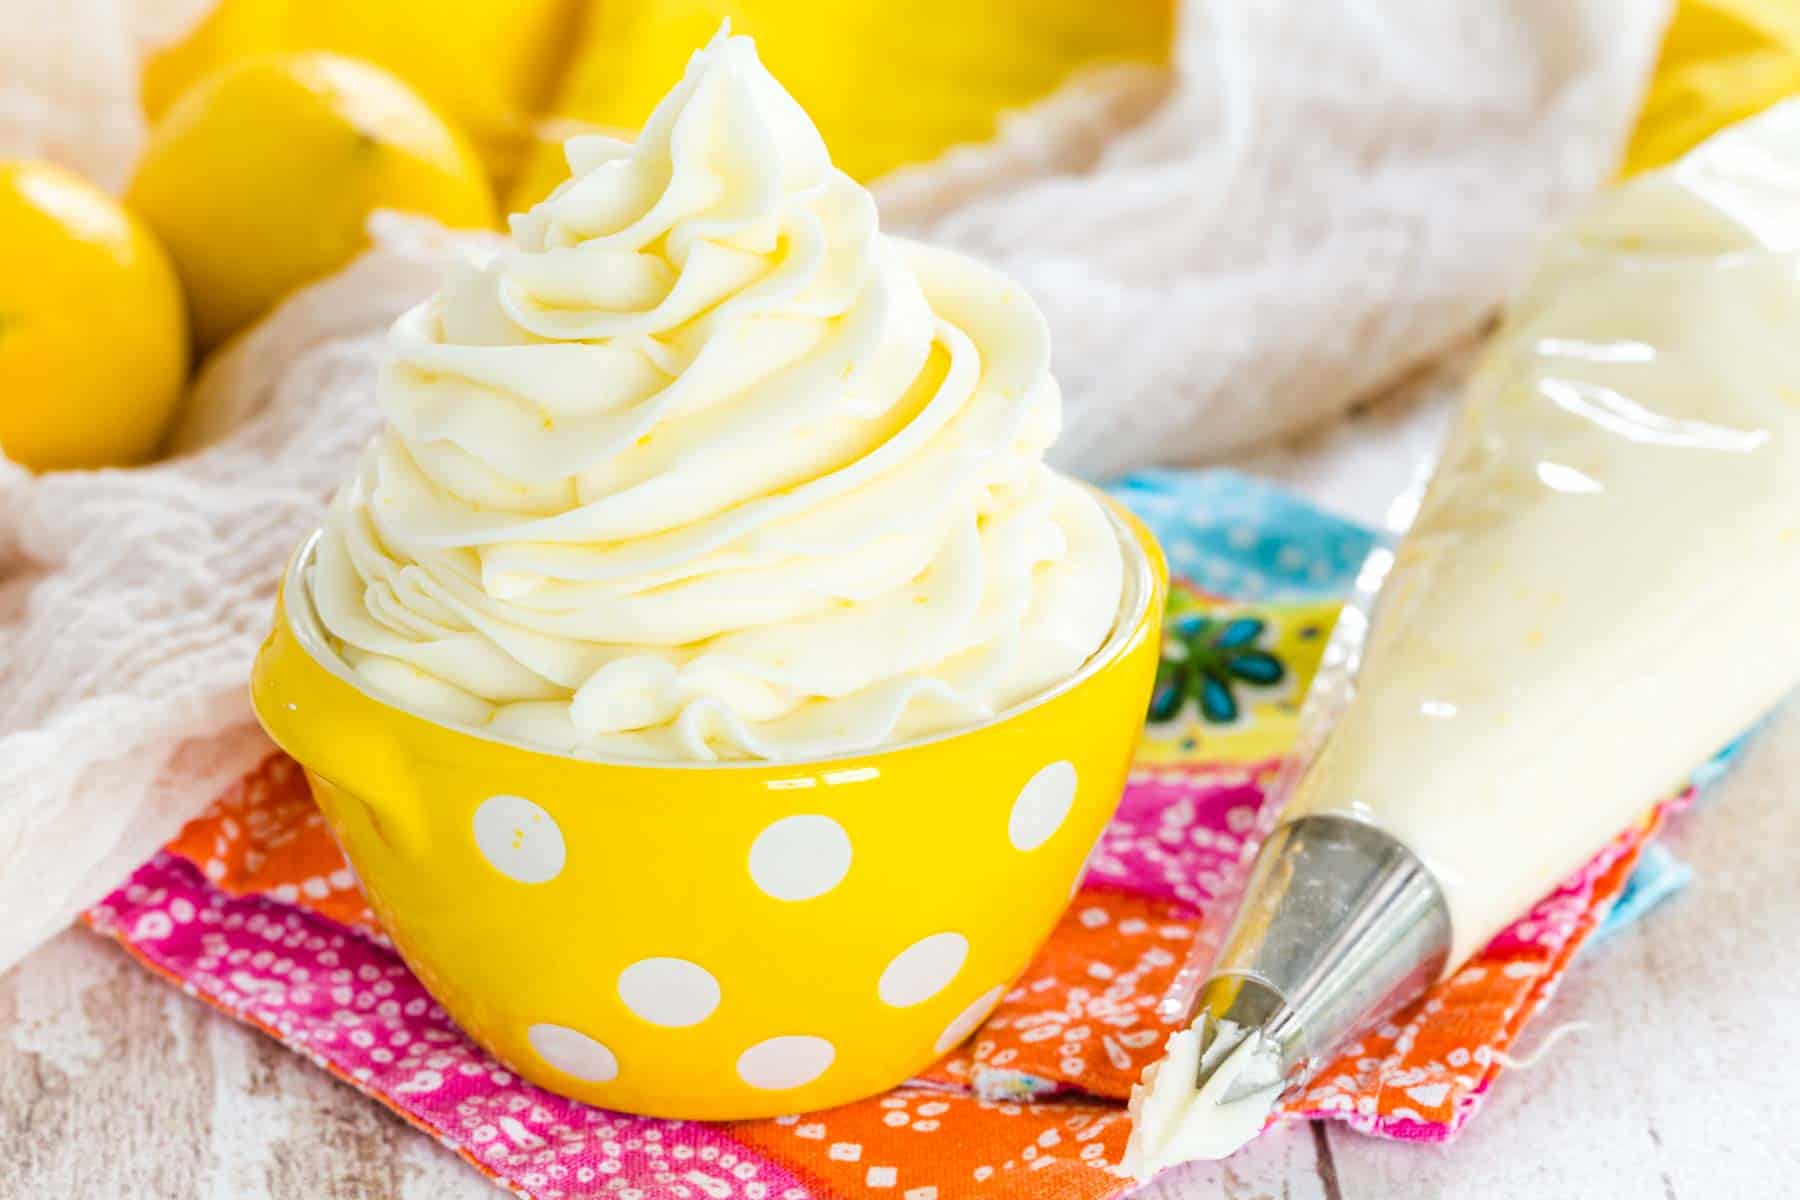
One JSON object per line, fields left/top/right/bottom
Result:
{"left": 83, "top": 470, "right": 1722, "bottom": 1199}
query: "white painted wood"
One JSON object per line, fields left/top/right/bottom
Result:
{"left": 1143, "top": 1121, "right": 1334, "bottom": 1200}
{"left": 0, "top": 930, "right": 496, "bottom": 1198}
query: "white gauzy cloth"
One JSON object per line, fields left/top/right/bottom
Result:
{"left": 0, "top": 0, "right": 1667, "bottom": 974}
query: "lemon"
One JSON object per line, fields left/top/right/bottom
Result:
{"left": 0, "top": 161, "right": 188, "bottom": 471}
{"left": 129, "top": 52, "right": 495, "bottom": 350}
{"left": 141, "top": 0, "right": 580, "bottom": 188}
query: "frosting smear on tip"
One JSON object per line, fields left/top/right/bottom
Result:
{"left": 1124, "top": 1020, "right": 1286, "bottom": 1179}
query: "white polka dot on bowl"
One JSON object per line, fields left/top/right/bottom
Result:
{"left": 617, "top": 957, "right": 720, "bottom": 1028}
{"left": 748, "top": 814, "right": 851, "bottom": 901}
{"left": 934, "top": 985, "right": 1007, "bottom": 1054}
{"left": 737, "top": 1035, "right": 835, "bottom": 1090}
{"left": 878, "top": 932, "right": 968, "bottom": 1007}
{"left": 1008, "top": 761, "right": 1077, "bottom": 852}
{"left": 472, "top": 794, "right": 565, "bottom": 884}
{"left": 527, "top": 1023, "right": 617, "bottom": 1083}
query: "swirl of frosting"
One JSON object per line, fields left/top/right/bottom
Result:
{"left": 312, "top": 30, "right": 1124, "bottom": 761}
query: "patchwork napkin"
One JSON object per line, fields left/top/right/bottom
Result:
{"left": 83, "top": 471, "right": 1733, "bottom": 1198}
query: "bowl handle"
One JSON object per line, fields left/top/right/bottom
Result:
{"left": 249, "top": 595, "right": 431, "bottom": 863}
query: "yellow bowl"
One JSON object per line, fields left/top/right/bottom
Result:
{"left": 250, "top": 495, "right": 1165, "bottom": 1119}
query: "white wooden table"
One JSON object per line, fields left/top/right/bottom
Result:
{"left": 7, "top": 383, "right": 1798, "bottom": 1197}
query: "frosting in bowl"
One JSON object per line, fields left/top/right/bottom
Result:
{"left": 312, "top": 30, "right": 1123, "bottom": 761}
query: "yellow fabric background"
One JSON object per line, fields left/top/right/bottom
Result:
{"left": 1624, "top": 0, "right": 1800, "bottom": 175}
{"left": 506, "top": 0, "right": 1174, "bottom": 211}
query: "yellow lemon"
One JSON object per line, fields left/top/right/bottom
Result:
{"left": 140, "top": 0, "right": 290, "bottom": 121}
{"left": 141, "top": 0, "right": 580, "bottom": 189}
{"left": 129, "top": 52, "right": 495, "bottom": 350}
{"left": 0, "top": 161, "right": 188, "bottom": 471}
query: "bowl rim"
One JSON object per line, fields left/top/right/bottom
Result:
{"left": 277, "top": 491, "right": 1159, "bottom": 771}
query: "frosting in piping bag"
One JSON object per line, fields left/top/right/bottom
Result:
{"left": 312, "top": 30, "right": 1123, "bottom": 761}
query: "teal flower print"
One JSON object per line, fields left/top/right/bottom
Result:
{"left": 1150, "top": 614, "right": 1287, "bottom": 726}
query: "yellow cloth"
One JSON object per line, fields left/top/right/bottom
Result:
{"left": 507, "top": 0, "right": 1173, "bottom": 211}
{"left": 141, "top": 0, "right": 582, "bottom": 190}
{"left": 1624, "top": 0, "right": 1800, "bottom": 175}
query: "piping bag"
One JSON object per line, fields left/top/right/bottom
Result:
{"left": 1125, "top": 102, "right": 1800, "bottom": 1176}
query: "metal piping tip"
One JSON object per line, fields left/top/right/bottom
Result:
{"left": 1193, "top": 813, "right": 1453, "bottom": 1101}
{"left": 1188, "top": 980, "right": 1292, "bottom": 1104}
{"left": 1125, "top": 814, "right": 1452, "bottom": 1177}
{"left": 1186, "top": 1022, "right": 1282, "bottom": 1108}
